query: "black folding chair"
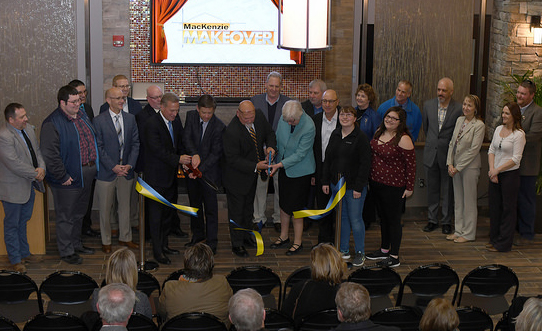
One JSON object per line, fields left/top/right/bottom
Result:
{"left": 23, "top": 312, "right": 87, "bottom": 331}
{"left": 457, "top": 264, "right": 519, "bottom": 315}
{"left": 348, "top": 266, "right": 402, "bottom": 312}
{"left": 227, "top": 265, "right": 282, "bottom": 309}
{"left": 370, "top": 306, "right": 423, "bottom": 331}
{"left": 298, "top": 309, "right": 340, "bottom": 331}
{"left": 0, "top": 316, "right": 20, "bottom": 331}
{"left": 161, "top": 312, "right": 228, "bottom": 331}
{"left": 264, "top": 308, "right": 294, "bottom": 331}
{"left": 396, "top": 263, "right": 459, "bottom": 308}
{"left": 281, "top": 266, "right": 311, "bottom": 309}
{"left": 456, "top": 306, "right": 494, "bottom": 331}
{"left": 162, "top": 269, "right": 185, "bottom": 290}
{"left": 0, "top": 270, "right": 43, "bottom": 323}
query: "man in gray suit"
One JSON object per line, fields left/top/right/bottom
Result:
{"left": 422, "top": 78, "right": 462, "bottom": 234}
{"left": 250, "top": 72, "right": 290, "bottom": 232}
{"left": 93, "top": 87, "right": 140, "bottom": 253}
{"left": 515, "top": 80, "right": 542, "bottom": 245}
{"left": 0, "top": 103, "right": 45, "bottom": 273}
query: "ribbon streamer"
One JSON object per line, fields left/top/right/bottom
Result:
{"left": 229, "top": 220, "right": 264, "bottom": 256}
{"left": 293, "top": 177, "right": 346, "bottom": 219}
{"left": 136, "top": 177, "right": 198, "bottom": 217}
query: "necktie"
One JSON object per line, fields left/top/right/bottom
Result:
{"left": 114, "top": 114, "right": 124, "bottom": 161}
{"left": 21, "top": 130, "right": 38, "bottom": 168}
{"left": 168, "top": 121, "right": 174, "bottom": 143}
{"left": 248, "top": 126, "right": 261, "bottom": 161}
{"left": 200, "top": 121, "right": 204, "bottom": 142}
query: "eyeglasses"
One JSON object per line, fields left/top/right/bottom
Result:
{"left": 322, "top": 99, "right": 337, "bottom": 104}
{"left": 385, "top": 115, "right": 400, "bottom": 122}
{"left": 77, "top": 90, "right": 87, "bottom": 95}
{"left": 117, "top": 85, "right": 131, "bottom": 89}
{"left": 148, "top": 95, "right": 162, "bottom": 100}
{"left": 524, "top": 79, "right": 534, "bottom": 86}
{"left": 339, "top": 112, "right": 354, "bottom": 117}
{"left": 67, "top": 99, "right": 81, "bottom": 105}
{"left": 110, "top": 97, "right": 124, "bottom": 101}
{"left": 499, "top": 137, "right": 503, "bottom": 149}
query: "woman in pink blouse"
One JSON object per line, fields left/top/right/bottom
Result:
{"left": 365, "top": 106, "right": 416, "bottom": 268}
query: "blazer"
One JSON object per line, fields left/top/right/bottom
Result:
{"left": 275, "top": 112, "right": 316, "bottom": 178}
{"left": 99, "top": 97, "right": 142, "bottom": 116}
{"left": 0, "top": 123, "right": 45, "bottom": 203}
{"left": 82, "top": 103, "right": 94, "bottom": 120}
{"left": 93, "top": 110, "right": 140, "bottom": 181}
{"left": 422, "top": 98, "right": 462, "bottom": 168}
{"left": 135, "top": 104, "right": 158, "bottom": 173}
{"left": 519, "top": 101, "right": 542, "bottom": 176}
{"left": 143, "top": 112, "right": 184, "bottom": 188}
{"left": 301, "top": 99, "right": 315, "bottom": 117}
{"left": 312, "top": 110, "right": 341, "bottom": 180}
{"left": 183, "top": 110, "right": 226, "bottom": 185}
{"left": 222, "top": 109, "right": 276, "bottom": 195}
{"left": 446, "top": 116, "right": 485, "bottom": 172}
{"left": 250, "top": 93, "right": 291, "bottom": 131}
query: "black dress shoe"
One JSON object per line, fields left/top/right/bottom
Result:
{"left": 61, "top": 254, "right": 83, "bottom": 265}
{"left": 75, "top": 246, "right": 95, "bottom": 255}
{"left": 232, "top": 246, "right": 248, "bottom": 258}
{"left": 170, "top": 228, "right": 189, "bottom": 238}
{"left": 423, "top": 222, "right": 439, "bottom": 232}
{"left": 244, "top": 238, "right": 257, "bottom": 248}
{"left": 82, "top": 228, "right": 101, "bottom": 238}
{"left": 154, "top": 254, "right": 171, "bottom": 265}
{"left": 162, "top": 246, "right": 180, "bottom": 255}
{"left": 442, "top": 224, "right": 452, "bottom": 234}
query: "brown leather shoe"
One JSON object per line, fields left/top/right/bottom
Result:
{"left": 10, "top": 263, "right": 26, "bottom": 273}
{"left": 487, "top": 246, "right": 499, "bottom": 252}
{"left": 119, "top": 241, "right": 139, "bottom": 249}
{"left": 102, "top": 245, "right": 112, "bottom": 253}
{"left": 22, "top": 254, "right": 43, "bottom": 263}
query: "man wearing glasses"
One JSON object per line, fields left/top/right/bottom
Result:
{"left": 515, "top": 80, "right": 542, "bottom": 246}
{"left": 41, "top": 85, "right": 98, "bottom": 264}
{"left": 99, "top": 75, "right": 142, "bottom": 116}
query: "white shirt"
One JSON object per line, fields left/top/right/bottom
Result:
{"left": 488, "top": 125, "right": 526, "bottom": 172}
{"left": 321, "top": 111, "right": 338, "bottom": 162}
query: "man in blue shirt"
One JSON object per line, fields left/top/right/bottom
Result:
{"left": 301, "top": 79, "right": 327, "bottom": 117}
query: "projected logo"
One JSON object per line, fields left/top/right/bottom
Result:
{"left": 183, "top": 23, "right": 274, "bottom": 45}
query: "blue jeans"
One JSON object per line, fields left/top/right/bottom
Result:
{"left": 2, "top": 189, "right": 35, "bottom": 264}
{"left": 340, "top": 187, "right": 367, "bottom": 253}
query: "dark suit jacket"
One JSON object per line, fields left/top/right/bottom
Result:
{"left": 135, "top": 104, "right": 158, "bottom": 173}
{"left": 301, "top": 99, "right": 315, "bottom": 117}
{"left": 250, "top": 93, "right": 290, "bottom": 131}
{"left": 93, "top": 110, "right": 139, "bottom": 181}
{"left": 82, "top": 103, "right": 94, "bottom": 120}
{"left": 183, "top": 110, "right": 226, "bottom": 185}
{"left": 143, "top": 112, "right": 184, "bottom": 188}
{"left": 222, "top": 109, "right": 276, "bottom": 195}
{"left": 99, "top": 97, "right": 142, "bottom": 116}
{"left": 312, "top": 110, "right": 341, "bottom": 181}
{"left": 520, "top": 101, "right": 542, "bottom": 176}
{"left": 422, "top": 98, "right": 462, "bottom": 168}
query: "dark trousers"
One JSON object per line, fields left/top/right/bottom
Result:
{"left": 315, "top": 178, "right": 335, "bottom": 243}
{"left": 425, "top": 159, "right": 454, "bottom": 225}
{"left": 517, "top": 175, "right": 537, "bottom": 240}
{"left": 227, "top": 183, "right": 257, "bottom": 248}
{"left": 51, "top": 164, "right": 96, "bottom": 257}
{"left": 371, "top": 180, "right": 405, "bottom": 256}
{"left": 489, "top": 169, "right": 520, "bottom": 252}
{"left": 187, "top": 178, "right": 218, "bottom": 249}
{"left": 147, "top": 184, "right": 176, "bottom": 257}
{"left": 82, "top": 179, "right": 96, "bottom": 232}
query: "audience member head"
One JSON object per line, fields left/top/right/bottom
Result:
{"left": 322, "top": 89, "right": 339, "bottom": 117}
{"left": 515, "top": 297, "right": 542, "bottom": 331}
{"left": 97, "top": 283, "right": 135, "bottom": 326}
{"left": 183, "top": 243, "right": 214, "bottom": 281}
{"left": 229, "top": 288, "right": 265, "bottom": 331}
{"left": 375, "top": 106, "right": 411, "bottom": 144}
{"left": 105, "top": 247, "right": 138, "bottom": 291}
{"left": 463, "top": 94, "right": 481, "bottom": 120}
{"left": 355, "top": 83, "right": 376, "bottom": 109}
{"left": 68, "top": 79, "right": 88, "bottom": 104}
{"left": 308, "top": 79, "right": 327, "bottom": 107}
{"left": 237, "top": 100, "right": 256, "bottom": 126}
{"left": 310, "top": 243, "right": 346, "bottom": 285}
{"left": 282, "top": 100, "right": 303, "bottom": 125}
{"left": 146, "top": 85, "right": 163, "bottom": 110}
{"left": 419, "top": 298, "right": 459, "bottom": 331}
{"left": 335, "top": 282, "right": 371, "bottom": 323}
{"left": 516, "top": 79, "right": 536, "bottom": 108}
{"left": 266, "top": 71, "right": 282, "bottom": 101}
{"left": 57, "top": 85, "right": 81, "bottom": 117}
{"left": 395, "top": 80, "right": 413, "bottom": 105}
{"left": 112, "top": 74, "right": 130, "bottom": 98}
{"left": 197, "top": 94, "right": 217, "bottom": 123}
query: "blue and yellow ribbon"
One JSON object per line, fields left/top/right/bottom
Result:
{"left": 293, "top": 177, "right": 346, "bottom": 219}
{"left": 229, "top": 220, "right": 264, "bottom": 256}
{"left": 136, "top": 177, "right": 198, "bottom": 217}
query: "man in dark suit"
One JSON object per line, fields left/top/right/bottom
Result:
{"left": 0, "top": 103, "right": 46, "bottom": 273}
{"left": 422, "top": 78, "right": 462, "bottom": 235}
{"left": 183, "top": 95, "right": 225, "bottom": 254}
{"left": 99, "top": 75, "right": 142, "bottom": 116}
{"left": 68, "top": 79, "right": 101, "bottom": 238}
{"left": 312, "top": 89, "right": 341, "bottom": 244}
{"left": 250, "top": 72, "right": 290, "bottom": 231}
{"left": 143, "top": 92, "right": 191, "bottom": 264}
{"left": 223, "top": 100, "right": 276, "bottom": 257}
{"left": 301, "top": 79, "right": 327, "bottom": 117}
{"left": 515, "top": 80, "right": 542, "bottom": 245}
{"left": 93, "top": 87, "right": 140, "bottom": 254}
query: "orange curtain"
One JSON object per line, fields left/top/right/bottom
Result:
{"left": 152, "top": 0, "right": 187, "bottom": 63}
{"left": 270, "top": 0, "right": 302, "bottom": 64}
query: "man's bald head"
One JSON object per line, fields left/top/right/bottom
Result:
{"left": 146, "top": 85, "right": 163, "bottom": 110}
{"left": 437, "top": 77, "right": 454, "bottom": 106}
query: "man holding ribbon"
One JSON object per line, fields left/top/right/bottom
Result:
{"left": 143, "top": 92, "right": 191, "bottom": 265}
